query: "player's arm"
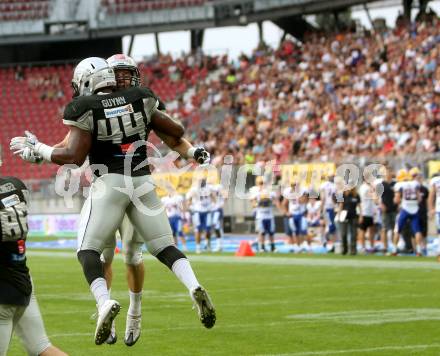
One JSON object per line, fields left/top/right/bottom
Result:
{"left": 50, "top": 127, "right": 91, "bottom": 165}
{"left": 394, "top": 191, "right": 402, "bottom": 206}
{"left": 53, "top": 132, "right": 70, "bottom": 149}
{"left": 150, "top": 109, "right": 185, "bottom": 138}
{"left": 10, "top": 127, "right": 91, "bottom": 166}
{"left": 155, "top": 130, "right": 209, "bottom": 164}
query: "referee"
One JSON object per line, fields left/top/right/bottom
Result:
{"left": 0, "top": 175, "right": 67, "bottom": 356}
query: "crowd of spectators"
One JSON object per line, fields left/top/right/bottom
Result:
{"left": 168, "top": 15, "right": 440, "bottom": 170}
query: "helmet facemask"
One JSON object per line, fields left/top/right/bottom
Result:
{"left": 115, "top": 67, "right": 140, "bottom": 89}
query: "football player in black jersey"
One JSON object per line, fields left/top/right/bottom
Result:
{"left": 11, "top": 57, "right": 215, "bottom": 346}
{"left": 0, "top": 175, "right": 67, "bottom": 355}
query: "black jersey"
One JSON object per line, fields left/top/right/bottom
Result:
{"left": 63, "top": 86, "right": 160, "bottom": 176}
{"left": 0, "top": 176, "right": 32, "bottom": 306}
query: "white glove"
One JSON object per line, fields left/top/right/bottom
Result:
{"left": 10, "top": 130, "right": 39, "bottom": 155}
{"left": 21, "top": 147, "right": 43, "bottom": 164}
{"left": 10, "top": 131, "right": 53, "bottom": 162}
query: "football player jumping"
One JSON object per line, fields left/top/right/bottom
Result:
{"left": 10, "top": 57, "right": 216, "bottom": 346}
{"left": 17, "top": 54, "right": 171, "bottom": 347}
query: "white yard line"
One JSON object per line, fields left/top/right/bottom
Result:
{"left": 286, "top": 308, "right": 440, "bottom": 325}
{"left": 259, "top": 343, "right": 440, "bottom": 356}
{"left": 27, "top": 250, "right": 440, "bottom": 270}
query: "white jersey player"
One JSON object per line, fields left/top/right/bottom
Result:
{"left": 282, "top": 183, "right": 308, "bottom": 251}
{"left": 320, "top": 176, "right": 337, "bottom": 251}
{"left": 250, "top": 177, "right": 278, "bottom": 252}
{"left": 162, "top": 194, "right": 187, "bottom": 251}
{"left": 186, "top": 179, "right": 214, "bottom": 253}
{"left": 307, "top": 196, "right": 322, "bottom": 242}
{"left": 392, "top": 169, "right": 422, "bottom": 255}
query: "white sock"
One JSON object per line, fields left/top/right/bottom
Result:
{"left": 90, "top": 278, "right": 109, "bottom": 310}
{"left": 128, "top": 290, "right": 142, "bottom": 316}
{"left": 196, "top": 243, "right": 201, "bottom": 251}
{"left": 171, "top": 258, "right": 200, "bottom": 291}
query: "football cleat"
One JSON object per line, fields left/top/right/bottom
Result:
{"left": 105, "top": 320, "right": 117, "bottom": 345}
{"left": 191, "top": 286, "right": 216, "bottom": 329}
{"left": 124, "top": 314, "right": 141, "bottom": 346}
{"left": 95, "top": 300, "right": 121, "bottom": 345}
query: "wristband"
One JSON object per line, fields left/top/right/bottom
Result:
{"left": 186, "top": 147, "right": 196, "bottom": 159}
{"left": 35, "top": 142, "right": 54, "bottom": 162}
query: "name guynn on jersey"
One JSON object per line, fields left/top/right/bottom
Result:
{"left": 101, "top": 96, "right": 127, "bottom": 108}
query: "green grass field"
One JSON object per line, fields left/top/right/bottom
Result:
{"left": 7, "top": 251, "right": 440, "bottom": 355}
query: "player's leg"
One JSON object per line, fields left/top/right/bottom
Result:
{"left": 199, "top": 212, "right": 211, "bottom": 251}
{"left": 15, "top": 289, "right": 67, "bottom": 356}
{"left": 127, "top": 179, "right": 215, "bottom": 328}
{"left": 0, "top": 304, "right": 18, "bottom": 356}
{"left": 326, "top": 209, "right": 336, "bottom": 252}
{"left": 391, "top": 211, "right": 406, "bottom": 255}
{"left": 206, "top": 212, "right": 212, "bottom": 251}
{"left": 349, "top": 218, "right": 358, "bottom": 255}
{"left": 292, "top": 215, "right": 299, "bottom": 249}
{"left": 99, "top": 238, "right": 118, "bottom": 344}
{"left": 120, "top": 218, "right": 145, "bottom": 346}
{"left": 268, "top": 217, "right": 276, "bottom": 252}
{"left": 358, "top": 218, "right": 366, "bottom": 253}
{"left": 284, "top": 216, "right": 294, "bottom": 252}
{"left": 256, "top": 218, "right": 265, "bottom": 252}
{"left": 212, "top": 209, "right": 223, "bottom": 252}
{"left": 76, "top": 174, "right": 129, "bottom": 345}
{"left": 381, "top": 212, "right": 391, "bottom": 253}
{"left": 192, "top": 212, "right": 202, "bottom": 253}
{"left": 340, "top": 221, "right": 348, "bottom": 254}
{"left": 301, "top": 215, "right": 312, "bottom": 253}
{"left": 410, "top": 214, "right": 423, "bottom": 256}
{"left": 178, "top": 217, "right": 188, "bottom": 252}
{"left": 169, "top": 216, "right": 178, "bottom": 245}
{"left": 367, "top": 221, "right": 376, "bottom": 252}
{"left": 101, "top": 237, "right": 117, "bottom": 290}
{"left": 419, "top": 212, "right": 428, "bottom": 256}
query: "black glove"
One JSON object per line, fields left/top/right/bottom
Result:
{"left": 193, "top": 147, "right": 210, "bottom": 165}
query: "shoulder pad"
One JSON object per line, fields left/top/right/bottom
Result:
{"left": 64, "top": 96, "right": 95, "bottom": 121}
{"left": 139, "top": 86, "right": 166, "bottom": 110}
{"left": 144, "top": 87, "right": 167, "bottom": 111}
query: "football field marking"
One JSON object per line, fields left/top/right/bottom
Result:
{"left": 287, "top": 308, "right": 440, "bottom": 325}
{"left": 27, "top": 250, "right": 440, "bottom": 270}
{"left": 259, "top": 343, "right": 440, "bottom": 355}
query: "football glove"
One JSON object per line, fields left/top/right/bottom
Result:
{"left": 21, "top": 147, "right": 44, "bottom": 164}
{"left": 193, "top": 147, "right": 210, "bottom": 165}
{"left": 10, "top": 130, "right": 39, "bottom": 155}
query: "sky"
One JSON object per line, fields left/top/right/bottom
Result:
{"left": 123, "top": 1, "right": 440, "bottom": 60}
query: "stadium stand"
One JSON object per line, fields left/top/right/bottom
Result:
{"left": 173, "top": 18, "right": 440, "bottom": 168}
{"left": 101, "top": 0, "right": 206, "bottom": 14}
{"left": 0, "top": 0, "right": 50, "bottom": 21}
{"left": 3, "top": 17, "right": 440, "bottom": 180}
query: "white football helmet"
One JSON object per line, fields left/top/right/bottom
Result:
{"left": 71, "top": 57, "right": 116, "bottom": 97}
{"left": 107, "top": 54, "right": 140, "bottom": 87}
